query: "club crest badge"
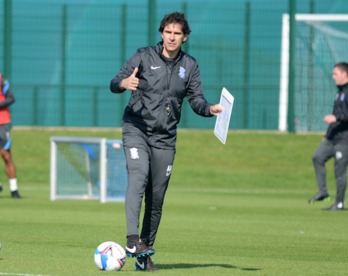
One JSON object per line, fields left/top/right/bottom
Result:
{"left": 130, "top": 147, "right": 139, "bottom": 159}
{"left": 178, "top": 66, "right": 186, "bottom": 79}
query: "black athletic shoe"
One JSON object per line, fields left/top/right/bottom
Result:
{"left": 324, "top": 202, "right": 344, "bottom": 211}
{"left": 125, "top": 239, "right": 155, "bottom": 258}
{"left": 135, "top": 256, "right": 159, "bottom": 271}
{"left": 11, "top": 190, "right": 21, "bottom": 199}
{"left": 308, "top": 193, "right": 330, "bottom": 203}
{"left": 0, "top": 183, "right": 3, "bottom": 193}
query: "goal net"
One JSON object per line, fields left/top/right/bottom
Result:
{"left": 50, "top": 136, "right": 127, "bottom": 203}
{"left": 279, "top": 14, "right": 348, "bottom": 132}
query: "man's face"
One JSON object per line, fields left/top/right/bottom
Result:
{"left": 161, "top": 23, "right": 187, "bottom": 58}
{"left": 333, "top": 67, "right": 348, "bottom": 86}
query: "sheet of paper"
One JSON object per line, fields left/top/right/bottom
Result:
{"left": 214, "top": 87, "right": 234, "bottom": 144}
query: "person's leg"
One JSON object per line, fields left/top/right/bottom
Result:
{"left": 122, "top": 125, "right": 155, "bottom": 257}
{"left": 140, "top": 147, "right": 175, "bottom": 247}
{"left": 333, "top": 143, "right": 348, "bottom": 205}
{"left": 124, "top": 145, "right": 150, "bottom": 237}
{"left": 1, "top": 149, "right": 16, "bottom": 178}
{"left": 310, "top": 139, "right": 334, "bottom": 202}
{"left": 135, "top": 147, "right": 175, "bottom": 271}
{"left": 0, "top": 125, "right": 20, "bottom": 198}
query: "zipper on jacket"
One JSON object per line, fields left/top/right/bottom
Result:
{"left": 154, "top": 63, "right": 173, "bottom": 132}
{"left": 164, "top": 64, "right": 174, "bottom": 115}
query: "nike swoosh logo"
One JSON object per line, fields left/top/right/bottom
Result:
{"left": 151, "top": 66, "right": 161, "bottom": 70}
{"left": 126, "top": 246, "right": 136, "bottom": 253}
{"left": 136, "top": 260, "right": 145, "bottom": 270}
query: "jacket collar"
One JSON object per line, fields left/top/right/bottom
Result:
{"left": 337, "top": 83, "right": 348, "bottom": 92}
{"left": 155, "top": 41, "right": 183, "bottom": 61}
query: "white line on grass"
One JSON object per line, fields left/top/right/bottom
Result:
{"left": 0, "top": 273, "right": 51, "bottom": 276}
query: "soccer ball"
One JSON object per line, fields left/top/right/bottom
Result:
{"left": 94, "top": 241, "right": 126, "bottom": 271}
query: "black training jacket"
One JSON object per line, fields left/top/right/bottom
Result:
{"left": 325, "top": 83, "right": 348, "bottom": 144}
{"left": 110, "top": 42, "right": 213, "bottom": 149}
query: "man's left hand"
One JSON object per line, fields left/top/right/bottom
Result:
{"left": 210, "top": 104, "right": 224, "bottom": 116}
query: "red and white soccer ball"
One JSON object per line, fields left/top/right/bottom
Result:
{"left": 94, "top": 241, "right": 126, "bottom": 271}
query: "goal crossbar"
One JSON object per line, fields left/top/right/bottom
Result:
{"left": 295, "top": 14, "right": 348, "bottom": 22}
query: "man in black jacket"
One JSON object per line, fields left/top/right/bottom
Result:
{"left": 309, "top": 62, "right": 348, "bottom": 211}
{"left": 110, "top": 12, "right": 223, "bottom": 270}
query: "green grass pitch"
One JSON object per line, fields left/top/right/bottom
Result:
{"left": 0, "top": 129, "right": 347, "bottom": 275}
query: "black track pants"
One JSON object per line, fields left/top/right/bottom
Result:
{"left": 123, "top": 134, "right": 175, "bottom": 246}
{"left": 312, "top": 139, "right": 348, "bottom": 203}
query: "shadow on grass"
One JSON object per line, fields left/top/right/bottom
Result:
{"left": 157, "top": 263, "right": 261, "bottom": 271}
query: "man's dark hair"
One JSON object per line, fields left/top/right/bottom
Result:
{"left": 334, "top": 62, "right": 348, "bottom": 74}
{"left": 158, "top": 12, "right": 191, "bottom": 35}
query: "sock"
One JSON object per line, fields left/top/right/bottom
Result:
{"left": 9, "top": 178, "right": 18, "bottom": 192}
{"left": 127, "top": 235, "right": 139, "bottom": 244}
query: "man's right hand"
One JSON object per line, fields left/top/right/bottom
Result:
{"left": 324, "top": 114, "right": 337, "bottom": 125}
{"left": 120, "top": 67, "right": 139, "bottom": 91}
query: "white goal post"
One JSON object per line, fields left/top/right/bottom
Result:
{"left": 50, "top": 136, "right": 127, "bottom": 203}
{"left": 279, "top": 14, "right": 348, "bottom": 132}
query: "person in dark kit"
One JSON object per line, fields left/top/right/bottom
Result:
{"left": 110, "top": 12, "right": 223, "bottom": 271}
{"left": 309, "top": 62, "right": 348, "bottom": 211}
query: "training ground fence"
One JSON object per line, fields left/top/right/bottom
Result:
{"left": 1, "top": 0, "right": 348, "bottom": 132}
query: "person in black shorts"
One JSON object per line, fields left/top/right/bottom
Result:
{"left": 0, "top": 73, "right": 21, "bottom": 199}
